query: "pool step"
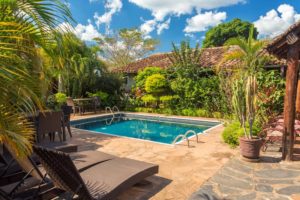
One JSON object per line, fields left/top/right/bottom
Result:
{"left": 172, "top": 130, "right": 199, "bottom": 147}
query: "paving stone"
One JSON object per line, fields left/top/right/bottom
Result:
{"left": 218, "top": 185, "right": 241, "bottom": 195}
{"left": 257, "top": 194, "right": 290, "bottom": 200}
{"left": 221, "top": 167, "right": 252, "bottom": 182}
{"left": 276, "top": 185, "right": 300, "bottom": 195}
{"left": 232, "top": 192, "right": 256, "bottom": 200}
{"left": 255, "top": 184, "right": 273, "bottom": 193}
{"left": 189, "top": 185, "right": 220, "bottom": 200}
{"left": 255, "top": 179, "right": 294, "bottom": 185}
{"left": 227, "top": 161, "right": 253, "bottom": 174}
{"left": 254, "top": 169, "right": 300, "bottom": 179}
{"left": 211, "top": 174, "right": 253, "bottom": 190}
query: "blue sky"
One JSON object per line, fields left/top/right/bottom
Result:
{"left": 66, "top": 0, "right": 300, "bottom": 53}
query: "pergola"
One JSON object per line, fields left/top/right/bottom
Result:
{"left": 267, "top": 21, "right": 300, "bottom": 161}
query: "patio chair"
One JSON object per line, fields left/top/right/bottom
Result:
{"left": 260, "top": 116, "right": 300, "bottom": 152}
{"left": 37, "top": 111, "right": 63, "bottom": 143}
{"left": 33, "top": 146, "right": 159, "bottom": 199}
{"left": 66, "top": 97, "right": 82, "bottom": 116}
{"left": 61, "top": 105, "right": 73, "bottom": 138}
{"left": 93, "top": 96, "right": 101, "bottom": 113}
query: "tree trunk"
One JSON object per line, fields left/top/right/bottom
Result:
{"left": 58, "top": 74, "right": 64, "bottom": 93}
{"left": 283, "top": 43, "right": 299, "bottom": 161}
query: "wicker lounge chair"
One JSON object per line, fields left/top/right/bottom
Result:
{"left": 33, "top": 146, "right": 159, "bottom": 199}
{"left": 0, "top": 146, "right": 118, "bottom": 199}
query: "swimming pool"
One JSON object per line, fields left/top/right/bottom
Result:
{"left": 71, "top": 113, "right": 220, "bottom": 145}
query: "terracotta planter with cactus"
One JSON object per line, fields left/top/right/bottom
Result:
{"left": 239, "top": 137, "right": 262, "bottom": 160}
{"left": 232, "top": 75, "right": 262, "bottom": 161}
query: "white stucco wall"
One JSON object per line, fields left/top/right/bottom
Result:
{"left": 123, "top": 74, "right": 136, "bottom": 92}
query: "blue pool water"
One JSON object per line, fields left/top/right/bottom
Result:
{"left": 73, "top": 117, "right": 218, "bottom": 144}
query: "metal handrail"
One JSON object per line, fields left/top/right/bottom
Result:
{"left": 112, "top": 106, "right": 121, "bottom": 121}
{"left": 184, "top": 130, "right": 199, "bottom": 143}
{"left": 172, "top": 134, "right": 190, "bottom": 147}
{"left": 112, "top": 106, "right": 119, "bottom": 113}
{"left": 105, "top": 107, "right": 115, "bottom": 125}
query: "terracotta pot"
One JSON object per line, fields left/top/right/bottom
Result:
{"left": 239, "top": 137, "right": 262, "bottom": 160}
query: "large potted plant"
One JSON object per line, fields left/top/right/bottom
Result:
{"left": 232, "top": 75, "right": 262, "bottom": 160}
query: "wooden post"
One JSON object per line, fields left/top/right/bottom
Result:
{"left": 296, "top": 79, "right": 300, "bottom": 119}
{"left": 283, "top": 40, "right": 300, "bottom": 161}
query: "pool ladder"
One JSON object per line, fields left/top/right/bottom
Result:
{"left": 172, "top": 130, "right": 199, "bottom": 147}
{"left": 105, "top": 106, "right": 121, "bottom": 125}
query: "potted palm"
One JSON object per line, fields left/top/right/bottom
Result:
{"left": 221, "top": 27, "right": 267, "bottom": 161}
{"left": 232, "top": 75, "right": 262, "bottom": 160}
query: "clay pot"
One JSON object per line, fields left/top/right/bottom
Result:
{"left": 239, "top": 137, "right": 262, "bottom": 160}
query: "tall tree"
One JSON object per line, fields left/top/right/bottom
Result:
{"left": 203, "top": 18, "right": 258, "bottom": 48}
{"left": 95, "top": 28, "right": 159, "bottom": 68}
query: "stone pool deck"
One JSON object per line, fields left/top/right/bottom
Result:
{"left": 69, "top": 113, "right": 236, "bottom": 199}
{"left": 69, "top": 113, "right": 300, "bottom": 199}
{"left": 190, "top": 144, "right": 300, "bottom": 200}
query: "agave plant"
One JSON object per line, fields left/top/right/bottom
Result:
{"left": 0, "top": 0, "right": 73, "bottom": 159}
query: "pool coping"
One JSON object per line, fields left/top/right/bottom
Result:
{"left": 71, "top": 112, "right": 223, "bottom": 146}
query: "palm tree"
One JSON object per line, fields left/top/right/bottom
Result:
{"left": 0, "top": 0, "right": 73, "bottom": 159}
{"left": 220, "top": 27, "right": 267, "bottom": 138}
{"left": 220, "top": 27, "right": 267, "bottom": 76}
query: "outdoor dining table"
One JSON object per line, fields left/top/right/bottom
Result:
{"left": 73, "top": 98, "right": 95, "bottom": 114}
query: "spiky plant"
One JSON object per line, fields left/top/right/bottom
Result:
{"left": 169, "top": 41, "right": 202, "bottom": 68}
{"left": 223, "top": 26, "right": 265, "bottom": 139}
{"left": 245, "top": 75, "right": 257, "bottom": 138}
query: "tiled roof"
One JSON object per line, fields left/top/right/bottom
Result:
{"left": 267, "top": 20, "right": 300, "bottom": 59}
{"left": 113, "top": 46, "right": 285, "bottom": 74}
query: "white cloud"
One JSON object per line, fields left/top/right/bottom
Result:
{"left": 129, "top": 0, "right": 244, "bottom": 21}
{"left": 131, "top": 0, "right": 242, "bottom": 37}
{"left": 75, "top": 23, "right": 102, "bottom": 42}
{"left": 94, "top": 0, "right": 122, "bottom": 34}
{"left": 254, "top": 4, "right": 300, "bottom": 38}
{"left": 140, "top": 18, "right": 171, "bottom": 37}
{"left": 157, "top": 18, "right": 171, "bottom": 35}
{"left": 184, "top": 11, "right": 226, "bottom": 33}
{"left": 57, "top": 22, "right": 102, "bottom": 42}
{"left": 140, "top": 19, "right": 157, "bottom": 36}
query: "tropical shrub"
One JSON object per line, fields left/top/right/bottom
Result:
{"left": 55, "top": 93, "right": 67, "bottom": 105}
{"left": 256, "top": 70, "right": 285, "bottom": 125}
{"left": 160, "top": 95, "right": 179, "bottom": 108}
{"left": 135, "top": 67, "right": 165, "bottom": 90}
{"left": 87, "top": 91, "right": 110, "bottom": 107}
{"left": 141, "top": 94, "right": 158, "bottom": 107}
{"left": 222, "top": 121, "right": 260, "bottom": 148}
{"left": 181, "top": 108, "right": 197, "bottom": 116}
{"left": 145, "top": 74, "right": 168, "bottom": 94}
